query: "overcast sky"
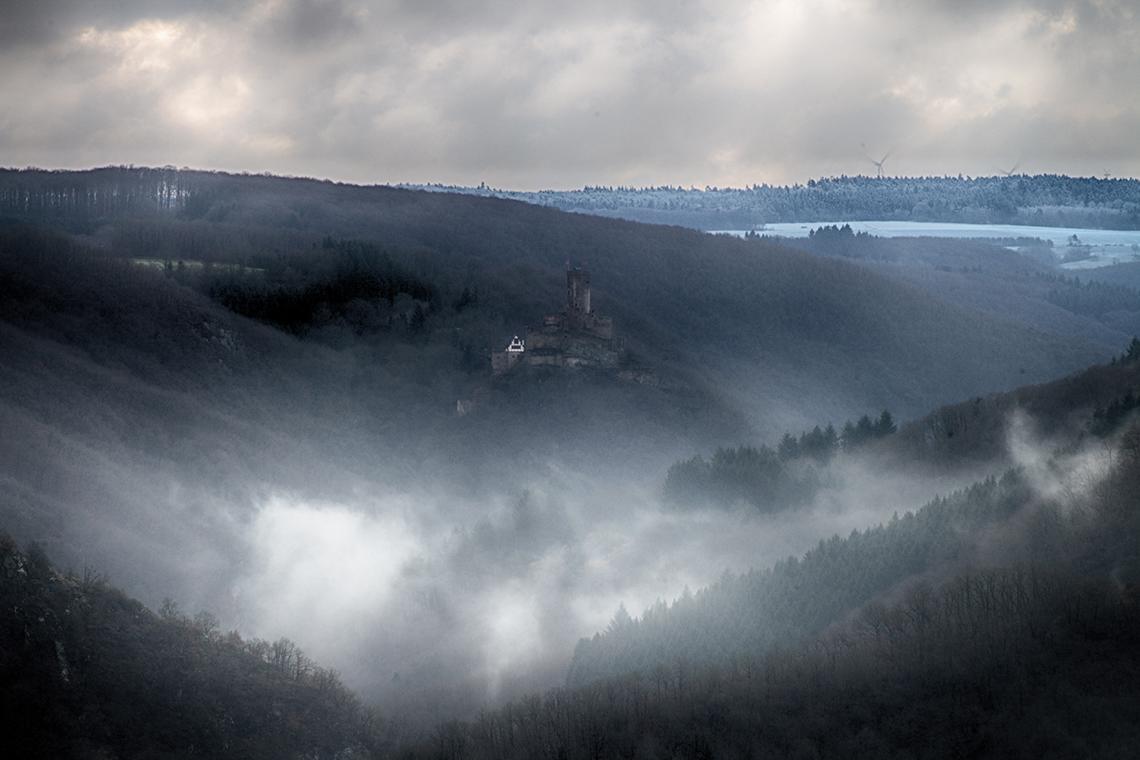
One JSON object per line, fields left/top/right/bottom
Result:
{"left": 0, "top": 0, "right": 1136, "bottom": 188}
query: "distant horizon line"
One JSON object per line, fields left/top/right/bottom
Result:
{"left": 2, "top": 163, "right": 1136, "bottom": 194}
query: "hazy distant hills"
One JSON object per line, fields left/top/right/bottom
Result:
{"left": 785, "top": 232, "right": 1140, "bottom": 368}
{"left": 407, "top": 174, "right": 1140, "bottom": 231}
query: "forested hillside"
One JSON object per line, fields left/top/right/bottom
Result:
{"left": 662, "top": 410, "right": 897, "bottom": 512}
{"left": 658, "top": 340, "right": 1140, "bottom": 526}
{"left": 6, "top": 356, "right": 1139, "bottom": 759}
{"left": 3, "top": 167, "right": 1137, "bottom": 737}
{"left": 883, "top": 340, "right": 1140, "bottom": 470}
{"left": 571, "top": 351, "right": 1140, "bottom": 685}
{"left": 409, "top": 174, "right": 1140, "bottom": 230}
{"left": 411, "top": 563, "right": 1140, "bottom": 759}
{"left": 1080, "top": 260, "right": 1140, "bottom": 292}
{"left": 398, "top": 420, "right": 1140, "bottom": 759}
{"left": 787, "top": 228, "right": 1140, "bottom": 349}
{"left": 0, "top": 535, "right": 382, "bottom": 759}
{"left": 568, "top": 471, "right": 1034, "bottom": 685}
{"left": 0, "top": 167, "right": 1115, "bottom": 434}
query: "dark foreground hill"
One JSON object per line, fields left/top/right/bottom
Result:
{"left": 0, "top": 535, "right": 382, "bottom": 760}
{"left": 412, "top": 562, "right": 1140, "bottom": 759}
{"left": 401, "top": 423, "right": 1140, "bottom": 759}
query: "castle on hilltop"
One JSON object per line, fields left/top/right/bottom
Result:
{"left": 491, "top": 265, "right": 620, "bottom": 374}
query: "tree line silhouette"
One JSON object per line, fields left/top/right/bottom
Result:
{"left": 664, "top": 411, "right": 896, "bottom": 511}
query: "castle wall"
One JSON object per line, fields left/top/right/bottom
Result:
{"left": 567, "top": 268, "right": 591, "bottom": 315}
{"left": 491, "top": 350, "right": 522, "bottom": 375}
{"left": 585, "top": 315, "right": 613, "bottom": 340}
{"left": 525, "top": 327, "right": 562, "bottom": 350}
{"left": 526, "top": 349, "right": 564, "bottom": 367}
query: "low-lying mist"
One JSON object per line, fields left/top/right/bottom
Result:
{"left": 4, "top": 302, "right": 1114, "bottom": 728}
{"left": 212, "top": 442, "right": 996, "bottom": 723}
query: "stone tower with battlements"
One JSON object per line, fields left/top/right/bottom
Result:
{"left": 566, "top": 266, "right": 591, "bottom": 326}
{"left": 491, "top": 264, "right": 618, "bottom": 374}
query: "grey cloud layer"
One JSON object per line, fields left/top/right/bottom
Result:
{"left": 0, "top": 0, "right": 1136, "bottom": 186}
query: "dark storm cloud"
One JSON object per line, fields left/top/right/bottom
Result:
{"left": 0, "top": 0, "right": 234, "bottom": 45}
{"left": 0, "top": 0, "right": 1136, "bottom": 186}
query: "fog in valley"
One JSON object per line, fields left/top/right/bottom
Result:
{"left": 1, "top": 339, "right": 979, "bottom": 715}
{"left": 4, "top": 166, "right": 1140, "bottom": 755}
{"left": 0, "top": 290, "right": 1078, "bottom": 726}
{"left": 223, "top": 452, "right": 985, "bottom": 710}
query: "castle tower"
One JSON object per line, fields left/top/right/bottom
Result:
{"left": 567, "top": 265, "right": 591, "bottom": 316}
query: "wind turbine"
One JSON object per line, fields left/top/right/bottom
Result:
{"left": 862, "top": 144, "right": 892, "bottom": 179}
{"left": 1000, "top": 160, "right": 1021, "bottom": 177}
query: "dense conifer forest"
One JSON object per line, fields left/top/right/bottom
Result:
{"left": 399, "top": 419, "right": 1140, "bottom": 759}
{"left": 663, "top": 411, "right": 897, "bottom": 511}
{"left": 411, "top": 174, "right": 1140, "bottom": 230}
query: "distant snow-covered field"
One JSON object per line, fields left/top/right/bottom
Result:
{"left": 713, "top": 221, "right": 1140, "bottom": 269}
